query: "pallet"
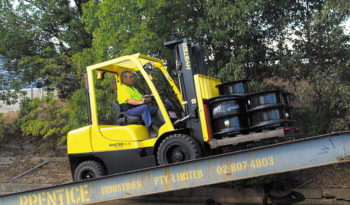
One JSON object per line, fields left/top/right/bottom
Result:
{"left": 209, "top": 127, "right": 302, "bottom": 149}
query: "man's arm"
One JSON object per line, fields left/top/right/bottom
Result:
{"left": 127, "top": 98, "right": 145, "bottom": 105}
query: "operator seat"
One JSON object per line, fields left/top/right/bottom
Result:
{"left": 112, "top": 100, "right": 144, "bottom": 125}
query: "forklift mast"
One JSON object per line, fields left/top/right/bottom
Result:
{"left": 164, "top": 38, "right": 208, "bottom": 143}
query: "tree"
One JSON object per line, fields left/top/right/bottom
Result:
{"left": 289, "top": 1, "right": 350, "bottom": 135}
{"left": 0, "top": 0, "right": 91, "bottom": 99}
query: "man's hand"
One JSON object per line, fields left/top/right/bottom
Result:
{"left": 127, "top": 94, "right": 153, "bottom": 105}
{"left": 141, "top": 98, "right": 146, "bottom": 104}
{"left": 143, "top": 95, "right": 152, "bottom": 103}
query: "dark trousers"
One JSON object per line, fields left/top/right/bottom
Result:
{"left": 127, "top": 105, "right": 158, "bottom": 127}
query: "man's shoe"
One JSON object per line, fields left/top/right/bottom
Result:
{"left": 148, "top": 126, "right": 158, "bottom": 138}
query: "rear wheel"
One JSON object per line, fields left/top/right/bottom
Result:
{"left": 73, "top": 160, "right": 105, "bottom": 181}
{"left": 157, "top": 134, "right": 202, "bottom": 165}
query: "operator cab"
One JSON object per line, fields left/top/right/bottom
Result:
{"left": 85, "top": 54, "right": 184, "bottom": 143}
{"left": 94, "top": 66, "right": 181, "bottom": 129}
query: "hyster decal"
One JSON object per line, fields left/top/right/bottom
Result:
{"left": 109, "top": 142, "right": 124, "bottom": 148}
{"left": 182, "top": 43, "right": 191, "bottom": 70}
{"left": 109, "top": 142, "right": 132, "bottom": 149}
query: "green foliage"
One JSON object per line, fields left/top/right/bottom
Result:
{"left": 296, "top": 69, "right": 350, "bottom": 136}
{"left": 76, "top": 0, "right": 209, "bottom": 68}
{"left": 18, "top": 46, "right": 81, "bottom": 98}
{"left": 0, "top": 115, "right": 22, "bottom": 142}
{"left": 68, "top": 74, "right": 117, "bottom": 128}
{"left": 285, "top": 1, "right": 350, "bottom": 81}
{"left": 68, "top": 88, "right": 89, "bottom": 128}
{"left": 0, "top": 89, "right": 26, "bottom": 105}
{"left": 19, "top": 95, "right": 72, "bottom": 145}
{"left": 197, "top": 0, "right": 266, "bottom": 78}
{"left": 0, "top": 114, "right": 10, "bottom": 140}
{"left": 215, "top": 53, "right": 246, "bottom": 82}
{"left": 94, "top": 75, "right": 116, "bottom": 125}
{"left": 0, "top": 0, "right": 91, "bottom": 99}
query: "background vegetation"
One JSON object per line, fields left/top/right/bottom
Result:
{"left": 0, "top": 0, "right": 350, "bottom": 145}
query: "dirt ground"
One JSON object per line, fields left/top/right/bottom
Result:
{"left": 0, "top": 146, "right": 72, "bottom": 185}
{"left": 291, "top": 162, "right": 350, "bottom": 189}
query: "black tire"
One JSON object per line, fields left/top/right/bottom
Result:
{"left": 157, "top": 134, "right": 202, "bottom": 165}
{"left": 73, "top": 160, "right": 106, "bottom": 181}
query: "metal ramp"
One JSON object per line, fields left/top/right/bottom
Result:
{"left": 1, "top": 132, "right": 350, "bottom": 205}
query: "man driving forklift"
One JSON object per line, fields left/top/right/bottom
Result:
{"left": 117, "top": 70, "right": 158, "bottom": 128}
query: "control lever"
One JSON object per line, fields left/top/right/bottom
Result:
{"left": 173, "top": 115, "right": 191, "bottom": 126}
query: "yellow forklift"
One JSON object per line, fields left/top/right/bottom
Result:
{"left": 67, "top": 39, "right": 293, "bottom": 181}
{"left": 67, "top": 39, "right": 222, "bottom": 180}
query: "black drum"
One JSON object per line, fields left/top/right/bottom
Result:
{"left": 247, "top": 90, "right": 288, "bottom": 111}
{"left": 248, "top": 106, "right": 292, "bottom": 129}
{"left": 211, "top": 115, "right": 249, "bottom": 136}
{"left": 247, "top": 90, "right": 292, "bottom": 130}
{"left": 209, "top": 96, "right": 249, "bottom": 137}
{"left": 210, "top": 96, "right": 247, "bottom": 119}
{"left": 282, "top": 92, "right": 291, "bottom": 105}
{"left": 216, "top": 80, "right": 250, "bottom": 96}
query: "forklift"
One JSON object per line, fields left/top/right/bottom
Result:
{"left": 67, "top": 39, "right": 291, "bottom": 181}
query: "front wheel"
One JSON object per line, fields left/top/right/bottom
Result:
{"left": 73, "top": 160, "right": 106, "bottom": 181}
{"left": 157, "top": 134, "right": 202, "bottom": 165}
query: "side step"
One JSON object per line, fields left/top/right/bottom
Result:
{"left": 1, "top": 132, "right": 350, "bottom": 205}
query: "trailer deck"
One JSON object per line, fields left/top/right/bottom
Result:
{"left": 1, "top": 131, "right": 350, "bottom": 205}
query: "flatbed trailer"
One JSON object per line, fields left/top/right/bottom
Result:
{"left": 1, "top": 131, "right": 350, "bottom": 205}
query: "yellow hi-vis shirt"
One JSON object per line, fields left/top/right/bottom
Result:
{"left": 117, "top": 84, "right": 143, "bottom": 105}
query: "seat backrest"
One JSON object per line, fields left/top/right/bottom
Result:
{"left": 112, "top": 99, "right": 121, "bottom": 115}
{"left": 113, "top": 99, "right": 143, "bottom": 125}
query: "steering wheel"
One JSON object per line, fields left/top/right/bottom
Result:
{"left": 143, "top": 95, "right": 155, "bottom": 106}
{"left": 158, "top": 90, "right": 177, "bottom": 111}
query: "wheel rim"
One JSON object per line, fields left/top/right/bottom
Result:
{"left": 165, "top": 144, "right": 190, "bottom": 163}
{"left": 81, "top": 170, "right": 95, "bottom": 179}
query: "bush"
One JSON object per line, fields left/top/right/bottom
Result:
{"left": 0, "top": 114, "right": 9, "bottom": 140}
{"left": 296, "top": 69, "right": 350, "bottom": 136}
{"left": 68, "top": 88, "right": 89, "bottom": 129}
{"left": 19, "top": 94, "right": 72, "bottom": 147}
{"left": 68, "top": 81, "right": 116, "bottom": 128}
{"left": 0, "top": 113, "right": 21, "bottom": 142}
